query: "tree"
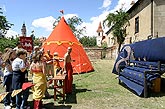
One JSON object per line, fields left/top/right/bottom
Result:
{"left": 0, "top": 37, "right": 19, "bottom": 51}
{"left": 103, "top": 8, "right": 129, "bottom": 53}
{"left": 0, "top": 7, "right": 13, "bottom": 37}
{"left": 53, "top": 16, "right": 85, "bottom": 39}
{"left": 79, "top": 36, "right": 96, "bottom": 47}
{"left": 33, "top": 37, "right": 42, "bottom": 47}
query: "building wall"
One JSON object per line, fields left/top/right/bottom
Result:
{"left": 96, "top": 36, "right": 102, "bottom": 47}
{"left": 154, "top": 0, "right": 165, "bottom": 37}
{"left": 103, "top": 0, "right": 165, "bottom": 59}
{"left": 126, "top": 0, "right": 152, "bottom": 44}
{"left": 125, "top": 0, "right": 165, "bottom": 44}
{"left": 106, "top": 32, "right": 115, "bottom": 47}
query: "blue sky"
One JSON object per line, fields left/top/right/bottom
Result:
{"left": 0, "top": 0, "right": 137, "bottom": 38}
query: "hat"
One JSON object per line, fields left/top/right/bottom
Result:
{"left": 54, "top": 52, "right": 58, "bottom": 56}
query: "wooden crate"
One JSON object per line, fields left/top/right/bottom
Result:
{"left": 152, "top": 78, "right": 161, "bottom": 92}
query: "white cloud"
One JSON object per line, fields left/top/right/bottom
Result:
{"left": 100, "top": 0, "right": 112, "bottom": 9}
{"left": 5, "top": 30, "right": 18, "bottom": 38}
{"left": 31, "top": 14, "right": 78, "bottom": 33}
{"left": 32, "top": 16, "right": 55, "bottom": 31}
{"left": 80, "top": 10, "right": 110, "bottom": 37}
{"left": 82, "top": 0, "right": 138, "bottom": 37}
{"left": 110, "top": 0, "right": 138, "bottom": 13}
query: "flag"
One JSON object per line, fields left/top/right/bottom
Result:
{"left": 60, "top": 10, "right": 64, "bottom": 14}
{"left": 11, "top": 89, "right": 22, "bottom": 97}
{"left": 22, "top": 82, "right": 34, "bottom": 90}
{"left": 0, "top": 92, "right": 9, "bottom": 102}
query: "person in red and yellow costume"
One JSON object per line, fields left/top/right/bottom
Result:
{"left": 29, "top": 51, "right": 47, "bottom": 109}
{"left": 63, "top": 47, "right": 75, "bottom": 94}
{"left": 53, "top": 52, "right": 64, "bottom": 86}
{"left": 53, "top": 52, "right": 64, "bottom": 76}
{"left": 43, "top": 50, "right": 54, "bottom": 77}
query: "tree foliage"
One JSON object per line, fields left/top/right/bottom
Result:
{"left": 103, "top": 8, "right": 129, "bottom": 53}
{"left": 33, "top": 37, "right": 43, "bottom": 47}
{"left": 0, "top": 8, "right": 13, "bottom": 37}
{"left": 79, "top": 36, "right": 96, "bottom": 47}
{"left": 101, "top": 41, "right": 108, "bottom": 49}
{"left": 0, "top": 37, "right": 19, "bottom": 52}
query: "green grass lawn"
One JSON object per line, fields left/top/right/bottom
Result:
{"left": 1, "top": 59, "right": 165, "bottom": 109}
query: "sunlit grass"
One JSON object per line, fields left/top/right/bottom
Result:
{"left": 0, "top": 59, "right": 165, "bottom": 109}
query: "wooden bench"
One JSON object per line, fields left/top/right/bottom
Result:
{"left": 118, "top": 60, "right": 164, "bottom": 97}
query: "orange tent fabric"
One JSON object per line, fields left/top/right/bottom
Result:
{"left": 42, "top": 17, "right": 94, "bottom": 74}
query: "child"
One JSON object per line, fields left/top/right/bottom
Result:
{"left": 29, "top": 51, "right": 47, "bottom": 109}
{"left": 53, "top": 52, "right": 64, "bottom": 86}
{"left": 3, "top": 49, "right": 16, "bottom": 109}
{"left": 53, "top": 52, "right": 64, "bottom": 76}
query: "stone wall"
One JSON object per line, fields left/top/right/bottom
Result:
{"left": 84, "top": 46, "right": 117, "bottom": 60}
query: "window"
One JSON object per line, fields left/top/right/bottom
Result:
{"left": 130, "top": 37, "right": 132, "bottom": 44}
{"left": 135, "top": 16, "right": 139, "bottom": 33}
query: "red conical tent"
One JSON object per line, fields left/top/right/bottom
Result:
{"left": 42, "top": 17, "right": 94, "bottom": 74}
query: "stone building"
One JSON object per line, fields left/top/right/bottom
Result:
{"left": 21, "top": 23, "right": 26, "bottom": 37}
{"left": 125, "top": 0, "right": 165, "bottom": 44}
{"left": 96, "top": 22, "right": 104, "bottom": 47}
{"left": 102, "top": 0, "right": 165, "bottom": 59}
{"left": 106, "top": 0, "right": 165, "bottom": 46}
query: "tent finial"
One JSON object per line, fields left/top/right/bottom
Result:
{"left": 60, "top": 10, "right": 64, "bottom": 15}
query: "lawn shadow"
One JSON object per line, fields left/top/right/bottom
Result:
{"left": 65, "top": 84, "right": 92, "bottom": 104}
{"left": 44, "top": 102, "right": 55, "bottom": 109}
{"left": 43, "top": 94, "right": 54, "bottom": 99}
{"left": 28, "top": 101, "right": 55, "bottom": 109}
{"left": 54, "top": 104, "right": 72, "bottom": 109}
{"left": 26, "top": 100, "right": 33, "bottom": 109}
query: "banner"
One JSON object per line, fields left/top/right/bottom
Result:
{"left": 20, "top": 36, "right": 33, "bottom": 52}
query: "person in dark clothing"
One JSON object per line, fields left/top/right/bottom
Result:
{"left": 12, "top": 49, "right": 29, "bottom": 109}
{"left": 3, "top": 48, "right": 16, "bottom": 109}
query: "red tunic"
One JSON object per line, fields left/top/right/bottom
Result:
{"left": 65, "top": 62, "right": 73, "bottom": 94}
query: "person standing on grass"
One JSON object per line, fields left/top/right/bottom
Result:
{"left": 12, "top": 49, "right": 29, "bottom": 109}
{"left": 22, "top": 56, "right": 30, "bottom": 109}
{"left": 63, "top": 47, "right": 75, "bottom": 94}
{"left": 2, "top": 49, "right": 16, "bottom": 109}
{"left": 53, "top": 52, "right": 64, "bottom": 76}
{"left": 43, "top": 50, "right": 54, "bottom": 77}
{"left": 43, "top": 50, "right": 53, "bottom": 98}
{"left": 13, "top": 43, "right": 30, "bottom": 109}
{"left": 53, "top": 52, "right": 64, "bottom": 86}
{"left": 29, "top": 51, "right": 47, "bottom": 109}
